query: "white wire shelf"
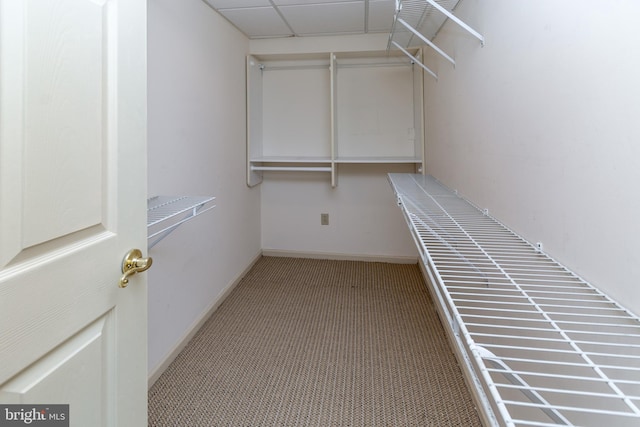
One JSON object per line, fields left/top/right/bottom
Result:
{"left": 389, "top": 0, "right": 460, "bottom": 48}
{"left": 387, "top": 0, "right": 484, "bottom": 79}
{"left": 388, "top": 173, "right": 640, "bottom": 427}
{"left": 147, "top": 196, "right": 215, "bottom": 249}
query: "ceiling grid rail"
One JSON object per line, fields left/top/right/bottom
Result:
{"left": 388, "top": 173, "right": 640, "bottom": 427}
{"left": 387, "top": 0, "right": 484, "bottom": 79}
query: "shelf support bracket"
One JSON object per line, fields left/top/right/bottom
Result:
{"left": 474, "top": 346, "right": 572, "bottom": 425}
{"left": 391, "top": 41, "right": 437, "bottom": 80}
{"left": 423, "top": 0, "right": 484, "bottom": 46}
{"left": 397, "top": 18, "right": 455, "bottom": 67}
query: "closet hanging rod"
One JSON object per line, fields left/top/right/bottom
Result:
{"left": 261, "top": 64, "right": 329, "bottom": 72}
{"left": 251, "top": 165, "right": 332, "bottom": 172}
{"left": 337, "top": 61, "right": 412, "bottom": 69}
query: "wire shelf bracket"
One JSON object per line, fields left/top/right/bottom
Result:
{"left": 147, "top": 196, "right": 216, "bottom": 249}
{"left": 387, "top": 0, "right": 484, "bottom": 79}
{"left": 388, "top": 173, "right": 640, "bottom": 427}
{"left": 391, "top": 41, "right": 438, "bottom": 80}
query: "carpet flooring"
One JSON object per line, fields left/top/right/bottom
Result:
{"left": 148, "top": 256, "right": 481, "bottom": 426}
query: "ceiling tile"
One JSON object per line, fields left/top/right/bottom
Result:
{"left": 219, "top": 7, "right": 293, "bottom": 38}
{"left": 205, "top": 0, "right": 271, "bottom": 9}
{"left": 207, "top": 0, "right": 400, "bottom": 39}
{"left": 273, "top": 0, "right": 361, "bottom": 5}
{"left": 368, "top": 0, "right": 396, "bottom": 32}
{"left": 280, "top": 2, "right": 364, "bottom": 36}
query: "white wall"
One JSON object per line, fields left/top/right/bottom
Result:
{"left": 251, "top": 33, "right": 389, "bottom": 56}
{"left": 423, "top": 0, "right": 640, "bottom": 315}
{"left": 147, "top": 0, "right": 260, "bottom": 378}
{"left": 261, "top": 164, "right": 417, "bottom": 261}
{"left": 251, "top": 35, "right": 419, "bottom": 262}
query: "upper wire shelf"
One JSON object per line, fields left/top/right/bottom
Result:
{"left": 387, "top": 0, "right": 484, "bottom": 79}
{"left": 147, "top": 196, "right": 215, "bottom": 248}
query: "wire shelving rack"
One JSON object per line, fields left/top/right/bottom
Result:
{"left": 387, "top": 0, "right": 484, "bottom": 79}
{"left": 388, "top": 173, "right": 640, "bottom": 427}
{"left": 147, "top": 196, "right": 215, "bottom": 249}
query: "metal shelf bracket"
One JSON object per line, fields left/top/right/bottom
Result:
{"left": 423, "top": 0, "right": 484, "bottom": 46}
{"left": 388, "top": 0, "right": 484, "bottom": 79}
{"left": 391, "top": 41, "right": 437, "bottom": 80}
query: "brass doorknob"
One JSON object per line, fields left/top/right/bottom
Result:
{"left": 119, "top": 249, "right": 153, "bottom": 288}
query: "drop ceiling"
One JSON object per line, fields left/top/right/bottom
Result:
{"left": 203, "top": 0, "right": 398, "bottom": 39}
{"left": 202, "top": 0, "right": 476, "bottom": 80}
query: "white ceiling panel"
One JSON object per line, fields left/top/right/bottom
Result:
{"left": 273, "top": 0, "right": 359, "bottom": 4}
{"left": 219, "top": 7, "right": 293, "bottom": 38}
{"left": 204, "top": 0, "right": 453, "bottom": 40}
{"left": 280, "top": 2, "right": 364, "bottom": 36}
{"left": 205, "top": 0, "right": 271, "bottom": 9}
{"left": 204, "top": 0, "right": 392, "bottom": 39}
{"left": 368, "top": 0, "right": 396, "bottom": 32}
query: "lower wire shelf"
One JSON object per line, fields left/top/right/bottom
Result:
{"left": 147, "top": 196, "right": 215, "bottom": 249}
{"left": 388, "top": 173, "right": 640, "bottom": 427}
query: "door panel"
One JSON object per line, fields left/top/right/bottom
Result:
{"left": 0, "top": 0, "right": 147, "bottom": 425}
{"left": 0, "top": 312, "right": 114, "bottom": 425}
{"left": 2, "top": 0, "right": 108, "bottom": 256}
{"left": 22, "top": 0, "right": 106, "bottom": 247}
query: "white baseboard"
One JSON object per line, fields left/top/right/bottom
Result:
{"left": 147, "top": 250, "right": 263, "bottom": 389}
{"left": 261, "top": 249, "right": 418, "bottom": 264}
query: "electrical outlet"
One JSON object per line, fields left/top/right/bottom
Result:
{"left": 321, "top": 213, "right": 329, "bottom": 225}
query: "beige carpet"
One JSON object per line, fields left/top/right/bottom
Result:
{"left": 148, "top": 257, "right": 481, "bottom": 426}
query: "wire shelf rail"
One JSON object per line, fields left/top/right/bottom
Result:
{"left": 388, "top": 173, "right": 640, "bottom": 427}
{"left": 147, "top": 196, "right": 215, "bottom": 248}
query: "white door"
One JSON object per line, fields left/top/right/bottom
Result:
{"left": 0, "top": 0, "right": 148, "bottom": 426}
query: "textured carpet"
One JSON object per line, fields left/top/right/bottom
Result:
{"left": 148, "top": 257, "right": 481, "bottom": 426}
